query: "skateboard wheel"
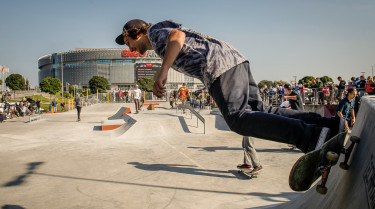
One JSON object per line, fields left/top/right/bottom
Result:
{"left": 326, "top": 151, "right": 339, "bottom": 163}
{"left": 350, "top": 136, "right": 360, "bottom": 143}
{"left": 339, "top": 162, "right": 349, "bottom": 170}
{"left": 316, "top": 185, "right": 328, "bottom": 194}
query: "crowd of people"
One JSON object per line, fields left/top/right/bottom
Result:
{"left": 260, "top": 75, "right": 375, "bottom": 106}
{"left": 268, "top": 75, "right": 372, "bottom": 132}
{"left": 0, "top": 91, "right": 41, "bottom": 122}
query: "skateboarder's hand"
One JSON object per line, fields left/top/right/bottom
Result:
{"left": 351, "top": 118, "right": 356, "bottom": 127}
{"left": 153, "top": 70, "right": 167, "bottom": 98}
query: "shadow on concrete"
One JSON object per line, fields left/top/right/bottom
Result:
{"left": 93, "top": 126, "right": 102, "bottom": 131}
{"left": 2, "top": 205, "right": 26, "bottom": 209}
{"left": 178, "top": 116, "right": 191, "bottom": 133}
{"left": 3, "top": 162, "right": 44, "bottom": 187}
{"left": 215, "top": 115, "right": 231, "bottom": 131}
{"left": 128, "top": 162, "right": 235, "bottom": 179}
{"left": 188, "top": 146, "right": 301, "bottom": 154}
{"left": 188, "top": 146, "right": 242, "bottom": 152}
{"left": 31, "top": 171, "right": 268, "bottom": 196}
{"left": 256, "top": 148, "right": 302, "bottom": 154}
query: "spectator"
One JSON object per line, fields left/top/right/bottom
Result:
{"left": 237, "top": 136, "right": 263, "bottom": 174}
{"left": 60, "top": 102, "right": 65, "bottom": 112}
{"left": 169, "top": 93, "right": 175, "bottom": 108}
{"left": 132, "top": 85, "right": 142, "bottom": 114}
{"left": 350, "top": 77, "right": 360, "bottom": 89}
{"left": 283, "top": 84, "right": 304, "bottom": 111}
{"left": 308, "top": 80, "right": 318, "bottom": 103}
{"left": 51, "top": 99, "right": 58, "bottom": 113}
{"left": 0, "top": 110, "right": 4, "bottom": 123}
{"left": 358, "top": 75, "right": 366, "bottom": 98}
{"left": 118, "top": 88, "right": 124, "bottom": 102}
{"left": 336, "top": 76, "right": 346, "bottom": 102}
{"left": 74, "top": 93, "right": 83, "bottom": 122}
{"left": 298, "top": 83, "right": 305, "bottom": 104}
{"left": 366, "top": 76, "right": 374, "bottom": 95}
{"left": 316, "top": 77, "right": 324, "bottom": 104}
{"left": 336, "top": 88, "right": 357, "bottom": 131}
{"left": 36, "top": 99, "right": 41, "bottom": 113}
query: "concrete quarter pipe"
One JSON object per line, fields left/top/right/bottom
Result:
{"left": 274, "top": 96, "right": 375, "bottom": 209}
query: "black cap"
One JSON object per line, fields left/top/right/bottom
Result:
{"left": 284, "top": 84, "right": 292, "bottom": 90}
{"left": 115, "top": 19, "right": 150, "bottom": 45}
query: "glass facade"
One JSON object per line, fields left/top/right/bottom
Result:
{"left": 38, "top": 48, "right": 203, "bottom": 91}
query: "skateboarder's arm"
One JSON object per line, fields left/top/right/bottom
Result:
{"left": 153, "top": 29, "right": 186, "bottom": 97}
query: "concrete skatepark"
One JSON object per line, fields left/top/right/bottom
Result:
{"left": 0, "top": 97, "right": 374, "bottom": 209}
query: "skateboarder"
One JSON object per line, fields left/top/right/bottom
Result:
{"left": 237, "top": 136, "right": 263, "bottom": 174}
{"left": 178, "top": 83, "right": 191, "bottom": 113}
{"left": 115, "top": 19, "right": 344, "bottom": 153}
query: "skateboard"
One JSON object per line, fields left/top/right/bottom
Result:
{"left": 237, "top": 167, "right": 259, "bottom": 179}
{"left": 289, "top": 131, "right": 360, "bottom": 194}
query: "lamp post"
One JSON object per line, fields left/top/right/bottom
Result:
{"left": 61, "top": 53, "right": 64, "bottom": 103}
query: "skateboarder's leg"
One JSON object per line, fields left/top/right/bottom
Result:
{"left": 242, "top": 136, "right": 261, "bottom": 168}
{"left": 209, "top": 62, "right": 317, "bottom": 152}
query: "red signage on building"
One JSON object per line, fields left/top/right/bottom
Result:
{"left": 145, "top": 63, "right": 153, "bottom": 67}
{"left": 122, "top": 50, "right": 146, "bottom": 57}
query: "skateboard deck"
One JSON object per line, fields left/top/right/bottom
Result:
{"left": 289, "top": 131, "right": 348, "bottom": 192}
{"left": 237, "top": 167, "right": 259, "bottom": 179}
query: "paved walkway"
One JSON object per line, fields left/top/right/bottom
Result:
{"left": 0, "top": 103, "right": 304, "bottom": 209}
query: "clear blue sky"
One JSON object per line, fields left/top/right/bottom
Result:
{"left": 0, "top": 0, "right": 374, "bottom": 87}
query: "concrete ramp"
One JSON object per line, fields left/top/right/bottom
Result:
{"left": 275, "top": 96, "right": 375, "bottom": 209}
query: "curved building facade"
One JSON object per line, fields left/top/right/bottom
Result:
{"left": 38, "top": 48, "right": 203, "bottom": 91}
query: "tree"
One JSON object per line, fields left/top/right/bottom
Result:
{"left": 137, "top": 77, "right": 154, "bottom": 92}
{"left": 0, "top": 79, "right": 2, "bottom": 86}
{"left": 299, "top": 76, "right": 316, "bottom": 87}
{"left": 5, "top": 74, "right": 26, "bottom": 90}
{"left": 89, "top": 76, "right": 110, "bottom": 93}
{"left": 320, "top": 76, "right": 333, "bottom": 85}
{"left": 39, "top": 77, "right": 62, "bottom": 95}
{"left": 257, "top": 80, "right": 274, "bottom": 89}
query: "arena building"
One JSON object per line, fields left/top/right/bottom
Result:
{"left": 38, "top": 48, "right": 204, "bottom": 91}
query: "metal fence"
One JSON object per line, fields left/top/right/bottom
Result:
{"left": 85, "top": 91, "right": 167, "bottom": 104}
{"left": 260, "top": 85, "right": 375, "bottom": 106}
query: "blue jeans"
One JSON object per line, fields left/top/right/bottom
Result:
{"left": 208, "top": 62, "right": 332, "bottom": 153}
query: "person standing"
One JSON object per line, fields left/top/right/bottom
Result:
{"left": 178, "top": 83, "right": 191, "bottom": 113}
{"left": 118, "top": 88, "right": 124, "bottom": 102}
{"left": 336, "top": 76, "right": 346, "bottom": 102}
{"left": 237, "top": 136, "right": 263, "bottom": 174}
{"left": 132, "top": 85, "right": 142, "bottom": 113}
{"left": 169, "top": 93, "right": 175, "bottom": 108}
{"left": 283, "top": 84, "right": 304, "bottom": 111}
{"left": 36, "top": 99, "right": 41, "bottom": 113}
{"left": 52, "top": 99, "right": 58, "bottom": 113}
{"left": 336, "top": 88, "right": 357, "bottom": 131}
{"left": 74, "top": 93, "right": 83, "bottom": 122}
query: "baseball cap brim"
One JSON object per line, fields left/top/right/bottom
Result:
{"left": 115, "top": 34, "right": 125, "bottom": 45}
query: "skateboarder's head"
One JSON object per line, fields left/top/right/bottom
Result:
{"left": 115, "top": 19, "right": 152, "bottom": 54}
